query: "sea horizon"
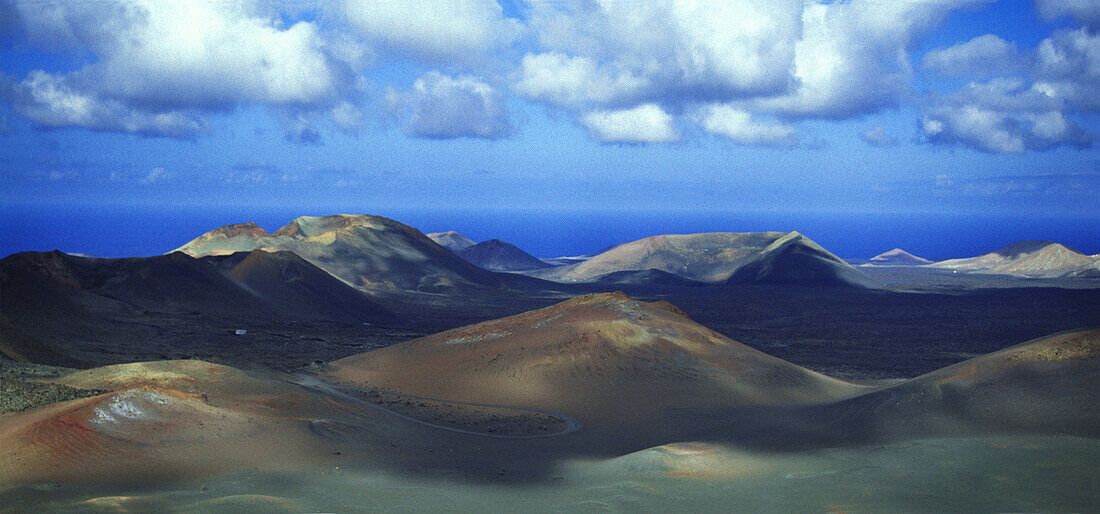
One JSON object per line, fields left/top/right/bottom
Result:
{"left": 3, "top": 203, "right": 1096, "bottom": 262}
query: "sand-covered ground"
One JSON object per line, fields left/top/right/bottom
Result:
{"left": 3, "top": 435, "right": 1097, "bottom": 512}
{"left": 1, "top": 294, "right": 1097, "bottom": 511}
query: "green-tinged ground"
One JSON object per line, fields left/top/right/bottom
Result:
{"left": 0, "top": 360, "right": 104, "bottom": 414}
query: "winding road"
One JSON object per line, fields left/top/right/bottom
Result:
{"left": 290, "top": 373, "right": 581, "bottom": 439}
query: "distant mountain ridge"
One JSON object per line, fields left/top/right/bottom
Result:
{"left": 176, "top": 215, "right": 537, "bottom": 293}
{"left": 864, "top": 248, "right": 934, "bottom": 266}
{"left": 930, "top": 240, "right": 1099, "bottom": 278}
{"left": 456, "top": 239, "right": 552, "bottom": 272}
{"left": 527, "top": 230, "right": 876, "bottom": 288}
{"left": 427, "top": 231, "right": 476, "bottom": 253}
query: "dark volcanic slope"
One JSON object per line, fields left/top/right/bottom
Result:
{"left": 456, "top": 239, "right": 552, "bottom": 272}
{"left": 0, "top": 250, "right": 397, "bottom": 365}
{"left": 1, "top": 250, "right": 274, "bottom": 319}
{"left": 595, "top": 268, "right": 707, "bottom": 287}
{"left": 227, "top": 250, "right": 394, "bottom": 323}
{"left": 725, "top": 232, "right": 878, "bottom": 287}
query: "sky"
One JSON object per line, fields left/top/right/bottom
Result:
{"left": 0, "top": 0, "right": 1098, "bottom": 258}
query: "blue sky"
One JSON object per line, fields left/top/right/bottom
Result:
{"left": 0, "top": 0, "right": 1097, "bottom": 256}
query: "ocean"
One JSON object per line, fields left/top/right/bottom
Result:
{"left": 2, "top": 204, "right": 1097, "bottom": 261}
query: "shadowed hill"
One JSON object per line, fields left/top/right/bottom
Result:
{"left": 595, "top": 268, "right": 707, "bottom": 287}
{"left": 675, "top": 328, "right": 1100, "bottom": 449}
{"left": 824, "top": 328, "right": 1100, "bottom": 442}
{"left": 226, "top": 250, "right": 394, "bottom": 323}
{"left": 95, "top": 252, "right": 280, "bottom": 317}
{"left": 0, "top": 250, "right": 275, "bottom": 319}
{"left": 931, "top": 240, "right": 1098, "bottom": 278}
{"left": 995, "top": 240, "right": 1080, "bottom": 258}
{"left": 457, "top": 239, "right": 552, "bottom": 272}
{"left": 529, "top": 232, "right": 783, "bottom": 283}
{"left": 725, "top": 232, "right": 878, "bottom": 287}
{"left": 0, "top": 249, "right": 397, "bottom": 365}
{"left": 529, "top": 231, "right": 875, "bottom": 288}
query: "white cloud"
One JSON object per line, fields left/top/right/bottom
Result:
{"left": 3, "top": 0, "right": 357, "bottom": 138}
{"left": 140, "top": 166, "right": 167, "bottom": 184}
{"left": 752, "top": 0, "right": 989, "bottom": 119}
{"left": 1034, "top": 28, "right": 1100, "bottom": 111}
{"left": 1036, "top": 0, "right": 1100, "bottom": 29}
{"left": 523, "top": 0, "right": 802, "bottom": 105}
{"left": 514, "top": 52, "right": 648, "bottom": 108}
{"left": 517, "top": 0, "right": 989, "bottom": 144}
{"left": 393, "top": 72, "right": 512, "bottom": 140}
{"left": 694, "top": 105, "right": 797, "bottom": 146}
{"left": 340, "top": 0, "right": 521, "bottom": 62}
{"left": 921, "top": 78, "right": 1091, "bottom": 153}
{"left": 580, "top": 104, "right": 678, "bottom": 144}
{"left": 46, "top": 169, "right": 77, "bottom": 181}
{"left": 330, "top": 101, "right": 365, "bottom": 132}
{"left": 921, "top": 34, "right": 1021, "bottom": 77}
{"left": 3, "top": 70, "right": 206, "bottom": 137}
{"left": 860, "top": 125, "right": 899, "bottom": 147}
{"left": 920, "top": 27, "right": 1097, "bottom": 154}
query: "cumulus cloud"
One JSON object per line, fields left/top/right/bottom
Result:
{"left": 3, "top": 0, "right": 359, "bottom": 138}
{"left": 340, "top": 0, "right": 521, "bottom": 62}
{"left": 920, "top": 27, "right": 1097, "bottom": 153}
{"left": 523, "top": 0, "right": 802, "bottom": 107}
{"left": 1033, "top": 28, "right": 1100, "bottom": 111}
{"left": 921, "top": 78, "right": 1091, "bottom": 153}
{"left": 1035, "top": 0, "right": 1100, "bottom": 30}
{"left": 514, "top": 52, "right": 648, "bottom": 108}
{"left": 389, "top": 72, "right": 511, "bottom": 140}
{"left": 330, "top": 101, "right": 365, "bottom": 132}
{"left": 694, "top": 105, "right": 797, "bottom": 146}
{"left": 921, "top": 34, "right": 1022, "bottom": 77}
{"left": 751, "top": 0, "right": 989, "bottom": 119}
{"left": 2, "top": 70, "right": 206, "bottom": 137}
{"left": 860, "top": 125, "right": 899, "bottom": 147}
{"left": 516, "top": 0, "right": 991, "bottom": 144}
{"left": 580, "top": 104, "right": 678, "bottom": 144}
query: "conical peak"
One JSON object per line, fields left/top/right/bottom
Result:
{"left": 209, "top": 222, "right": 269, "bottom": 238}
{"left": 273, "top": 214, "right": 395, "bottom": 238}
{"left": 559, "top": 291, "right": 634, "bottom": 307}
